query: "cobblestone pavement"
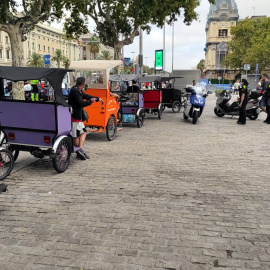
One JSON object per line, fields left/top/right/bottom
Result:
{"left": 0, "top": 94, "right": 270, "bottom": 270}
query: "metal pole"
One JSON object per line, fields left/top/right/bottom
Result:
{"left": 172, "top": 22, "right": 174, "bottom": 73}
{"left": 139, "top": 26, "right": 143, "bottom": 75}
{"left": 163, "top": 23, "right": 165, "bottom": 75}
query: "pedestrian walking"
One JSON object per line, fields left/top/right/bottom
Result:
{"left": 237, "top": 79, "right": 249, "bottom": 125}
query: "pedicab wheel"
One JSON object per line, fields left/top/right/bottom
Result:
{"left": 214, "top": 107, "right": 225, "bottom": 117}
{"left": 117, "top": 111, "right": 123, "bottom": 128}
{"left": 183, "top": 113, "right": 188, "bottom": 120}
{"left": 192, "top": 111, "right": 199, "bottom": 124}
{"left": 161, "top": 104, "right": 166, "bottom": 111}
{"left": 172, "top": 101, "right": 181, "bottom": 113}
{"left": 158, "top": 108, "right": 162, "bottom": 120}
{"left": 0, "top": 149, "right": 14, "bottom": 181}
{"left": 106, "top": 116, "right": 117, "bottom": 141}
{"left": 0, "top": 135, "right": 19, "bottom": 162}
{"left": 52, "top": 137, "right": 72, "bottom": 173}
{"left": 136, "top": 113, "right": 144, "bottom": 128}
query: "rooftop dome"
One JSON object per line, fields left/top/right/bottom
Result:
{"left": 206, "top": 0, "right": 239, "bottom": 31}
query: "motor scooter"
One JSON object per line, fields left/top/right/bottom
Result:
{"left": 183, "top": 84, "right": 209, "bottom": 124}
{"left": 214, "top": 89, "right": 262, "bottom": 120}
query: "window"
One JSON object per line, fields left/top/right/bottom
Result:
{"left": 32, "top": 33, "right": 35, "bottom": 37}
{"left": 218, "top": 29, "right": 228, "bottom": 37}
{"left": 6, "top": 50, "right": 9, "bottom": 59}
{"left": 38, "top": 44, "right": 41, "bottom": 51}
{"left": 48, "top": 39, "right": 49, "bottom": 42}
{"left": 32, "top": 43, "right": 35, "bottom": 49}
{"left": 43, "top": 45, "right": 46, "bottom": 52}
{"left": 5, "top": 36, "right": 8, "bottom": 43}
{"left": 52, "top": 48, "right": 55, "bottom": 53}
{"left": 43, "top": 37, "right": 45, "bottom": 40}
{"left": 48, "top": 47, "right": 50, "bottom": 53}
{"left": 0, "top": 32, "right": 2, "bottom": 42}
{"left": 38, "top": 36, "right": 40, "bottom": 39}
{"left": 0, "top": 49, "right": 2, "bottom": 58}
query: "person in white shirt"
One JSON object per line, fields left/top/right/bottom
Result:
{"left": 200, "top": 78, "right": 207, "bottom": 93}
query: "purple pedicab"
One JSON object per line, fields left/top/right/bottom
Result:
{"left": 110, "top": 74, "right": 145, "bottom": 128}
{"left": 0, "top": 66, "right": 76, "bottom": 181}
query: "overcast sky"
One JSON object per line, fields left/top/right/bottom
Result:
{"left": 121, "top": 0, "right": 270, "bottom": 71}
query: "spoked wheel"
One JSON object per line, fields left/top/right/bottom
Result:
{"left": 214, "top": 107, "right": 225, "bottom": 117}
{"left": 172, "top": 101, "right": 181, "bottom": 113}
{"left": 161, "top": 104, "right": 166, "bottom": 111}
{"left": 136, "top": 113, "right": 144, "bottom": 128}
{"left": 117, "top": 111, "right": 123, "bottom": 128}
{"left": 0, "top": 149, "right": 14, "bottom": 181}
{"left": 158, "top": 108, "right": 163, "bottom": 119}
{"left": 52, "top": 137, "right": 72, "bottom": 173}
{"left": 192, "top": 111, "right": 199, "bottom": 124}
{"left": 0, "top": 135, "right": 19, "bottom": 162}
{"left": 106, "top": 116, "right": 117, "bottom": 141}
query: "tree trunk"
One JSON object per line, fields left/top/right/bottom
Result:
{"left": 6, "top": 25, "right": 25, "bottom": 100}
{"left": 113, "top": 43, "right": 123, "bottom": 74}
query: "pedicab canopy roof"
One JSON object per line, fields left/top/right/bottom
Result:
{"left": 160, "top": 76, "right": 183, "bottom": 82}
{"left": 109, "top": 74, "right": 140, "bottom": 82}
{"left": 0, "top": 66, "right": 73, "bottom": 106}
{"left": 69, "top": 60, "right": 122, "bottom": 90}
{"left": 139, "top": 75, "right": 161, "bottom": 83}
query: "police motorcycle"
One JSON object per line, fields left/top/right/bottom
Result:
{"left": 183, "top": 84, "right": 213, "bottom": 124}
{"left": 214, "top": 89, "right": 262, "bottom": 120}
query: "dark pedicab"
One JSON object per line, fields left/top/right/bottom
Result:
{"left": 110, "top": 74, "right": 145, "bottom": 128}
{"left": 160, "top": 76, "right": 184, "bottom": 113}
{"left": 0, "top": 66, "right": 77, "bottom": 181}
{"left": 139, "top": 75, "right": 163, "bottom": 119}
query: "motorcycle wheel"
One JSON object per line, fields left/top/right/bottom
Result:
{"left": 192, "top": 111, "right": 199, "bottom": 124}
{"left": 247, "top": 110, "right": 258, "bottom": 120}
{"left": 214, "top": 107, "right": 225, "bottom": 117}
{"left": 183, "top": 112, "right": 188, "bottom": 120}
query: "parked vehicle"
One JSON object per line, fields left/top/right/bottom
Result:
{"left": 160, "top": 76, "right": 184, "bottom": 113}
{"left": 183, "top": 84, "right": 214, "bottom": 124}
{"left": 69, "top": 60, "right": 122, "bottom": 141}
{"left": 139, "top": 75, "right": 163, "bottom": 119}
{"left": 110, "top": 74, "right": 145, "bottom": 128}
{"left": 0, "top": 66, "right": 81, "bottom": 180}
{"left": 214, "top": 89, "right": 262, "bottom": 120}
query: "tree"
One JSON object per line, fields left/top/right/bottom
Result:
{"left": 27, "top": 52, "right": 45, "bottom": 67}
{"left": 62, "top": 56, "right": 70, "bottom": 69}
{"left": 64, "top": 0, "right": 215, "bottom": 61}
{"left": 51, "top": 49, "right": 65, "bottom": 68}
{"left": 224, "top": 17, "right": 270, "bottom": 73}
{"left": 98, "top": 50, "right": 112, "bottom": 60}
{"left": 0, "top": 0, "right": 88, "bottom": 99}
{"left": 197, "top": 59, "right": 205, "bottom": 76}
{"left": 88, "top": 35, "right": 100, "bottom": 59}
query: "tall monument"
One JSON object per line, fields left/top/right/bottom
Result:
{"left": 204, "top": 0, "right": 239, "bottom": 79}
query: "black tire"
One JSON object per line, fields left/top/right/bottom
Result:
{"left": 172, "top": 101, "right": 181, "bottom": 113}
{"left": 136, "top": 113, "right": 144, "bottom": 128}
{"left": 247, "top": 110, "right": 258, "bottom": 120}
{"left": 161, "top": 104, "right": 166, "bottom": 111}
{"left": 0, "top": 135, "right": 19, "bottom": 162}
{"left": 158, "top": 108, "right": 162, "bottom": 119}
{"left": 117, "top": 111, "right": 123, "bottom": 127}
{"left": 214, "top": 107, "right": 225, "bottom": 117}
{"left": 183, "top": 112, "right": 188, "bottom": 119}
{"left": 0, "top": 149, "right": 14, "bottom": 181}
{"left": 52, "top": 137, "right": 72, "bottom": 173}
{"left": 106, "top": 116, "right": 117, "bottom": 141}
{"left": 192, "top": 111, "right": 199, "bottom": 124}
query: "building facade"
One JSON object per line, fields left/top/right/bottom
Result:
{"left": 0, "top": 23, "right": 81, "bottom": 67}
{"left": 204, "top": 0, "right": 239, "bottom": 79}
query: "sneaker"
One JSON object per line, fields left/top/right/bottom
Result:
{"left": 82, "top": 150, "right": 90, "bottom": 159}
{"left": 76, "top": 150, "right": 87, "bottom": 160}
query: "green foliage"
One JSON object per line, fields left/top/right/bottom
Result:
{"left": 197, "top": 59, "right": 205, "bottom": 74}
{"left": 225, "top": 17, "right": 270, "bottom": 73}
{"left": 88, "top": 35, "right": 100, "bottom": 59}
{"left": 62, "top": 56, "right": 70, "bottom": 68}
{"left": 98, "top": 50, "right": 112, "bottom": 60}
{"left": 27, "top": 52, "right": 45, "bottom": 67}
{"left": 51, "top": 49, "right": 65, "bottom": 68}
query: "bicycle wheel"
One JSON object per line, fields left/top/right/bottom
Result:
{"left": 0, "top": 149, "right": 14, "bottom": 181}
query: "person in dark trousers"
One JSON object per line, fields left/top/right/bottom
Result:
{"left": 126, "top": 80, "right": 140, "bottom": 92}
{"left": 256, "top": 74, "right": 270, "bottom": 121}
{"left": 68, "top": 77, "right": 104, "bottom": 160}
{"left": 237, "top": 79, "right": 249, "bottom": 125}
{"left": 262, "top": 76, "right": 270, "bottom": 124}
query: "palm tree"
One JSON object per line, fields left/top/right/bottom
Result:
{"left": 51, "top": 49, "right": 65, "bottom": 68}
{"left": 62, "top": 56, "right": 70, "bottom": 69}
{"left": 98, "top": 50, "right": 112, "bottom": 60}
{"left": 27, "top": 52, "right": 45, "bottom": 67}
{"left": 88, "top": 35, "right": 100, "bottom": 59}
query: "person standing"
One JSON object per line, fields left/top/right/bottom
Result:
{"left": 237, "top": 79, "right": 249, "bottom": 125}
{"left": 234, "top": 79, "right": 240, "bottom": 95}
{"left": 200, "top": 78, "right": 207, "bottom": 93}
{"left": 256, "top": 74, "right": 269, "bottom": 118}
{"left": 68, "top": 77, "right": 104, "bottom": 160}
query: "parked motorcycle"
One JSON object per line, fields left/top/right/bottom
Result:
{"left": 183, "top": 84, "right": 211, "bottom": 124}
{"left": 214, "top": 89, "right": 262, "bottom": 120}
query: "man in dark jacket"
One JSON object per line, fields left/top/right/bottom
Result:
{"left": 68, "top": 77, "right": 103, "bottom": 160}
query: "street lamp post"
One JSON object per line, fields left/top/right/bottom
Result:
{"left": 145, "top": 57, "right": 148, "bottom": 66}
{"left": 131, "top": 51, "right": 136, "bottom": 61}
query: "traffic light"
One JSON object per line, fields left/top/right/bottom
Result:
{"left": 119, "top": 65, "right": 122, "bottom": 73}
{"left": 78, "top": 40, "right": 81, "bottom": 45}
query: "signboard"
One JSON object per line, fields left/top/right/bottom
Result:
{"left": 244, "top": 64, "right": 250, "bottom": 71}
{"left": 155, "top": 50, "right": 163, "bottom": 71}
{"left": 124, "top": 58, "right": 131, "bottom": 66}
{"left": 44, "top": 54, "right": 50, "bottom": 65}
